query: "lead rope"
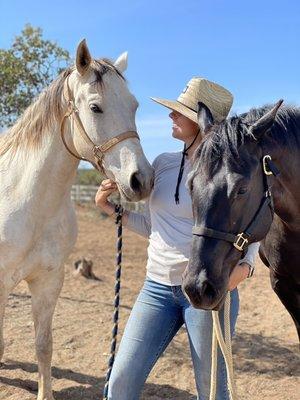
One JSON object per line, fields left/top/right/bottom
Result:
{"left": 102, "top": 207, "right": 236, "bottom": 400}
{"left": 210, "top": 292, "right": 238, "bottom": 400}
{"left": 103, "top": 204, "right": 124, "bottom": 400}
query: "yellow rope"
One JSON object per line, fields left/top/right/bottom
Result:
{"left": 210, "top": 292, "right": 238, "bottom": 400}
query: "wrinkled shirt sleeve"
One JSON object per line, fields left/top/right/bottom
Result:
{"left": 126, "top": 200, "right": 151, "bottom": 238}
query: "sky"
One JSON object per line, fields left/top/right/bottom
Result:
{"left": 1, "top": 0, "right": 300, "bottom": 164}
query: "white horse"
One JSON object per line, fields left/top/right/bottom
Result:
{"left": 0, "top": 40, "right": 153, "bottom": 400}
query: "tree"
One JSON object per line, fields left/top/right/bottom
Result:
{"left": 0, "top": 24, "right": 71, "bottom": 128}
{"left": 75, "top": 169, "right": 105, "bottom": 185}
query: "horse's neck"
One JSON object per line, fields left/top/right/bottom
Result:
{"left": 270, "top": 145, "right": 300, "bottom": 229}
{"left": 1, "top": 121, "right": 79, "bottom": 213}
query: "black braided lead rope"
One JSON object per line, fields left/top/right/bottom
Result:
{"left": 103, "top": 204, "right": 124, "bottom": 400}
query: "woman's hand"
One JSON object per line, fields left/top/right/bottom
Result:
{"left": 95, "top": 179, "right": 118, "bottom": 216}
{"left": 228, "top": 262, "right": 250, "bottom": 291}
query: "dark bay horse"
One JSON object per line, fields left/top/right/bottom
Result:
{"left": 182, "top": 101, "right": 300, "bottom": 340}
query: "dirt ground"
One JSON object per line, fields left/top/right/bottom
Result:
{"left": 0, "top": 204, "right": 299, "bottom": 400}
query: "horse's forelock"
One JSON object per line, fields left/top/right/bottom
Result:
{"left": 194, "top": 111, "right": 265, "bottom": 178}
{"left": 92, "top": 58, "right": 125, "bottom": 85}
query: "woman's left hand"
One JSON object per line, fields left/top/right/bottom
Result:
{"left": 228, "top": 263, "right": 250, "bottom": 291}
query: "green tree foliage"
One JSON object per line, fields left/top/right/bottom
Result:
{"left": 75, "top": 169, "right": 105, "bottom": 185}
{"left": 0, "top": 24, "right": 70, "bottom": 128}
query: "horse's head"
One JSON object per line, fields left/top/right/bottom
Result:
{"left": 182, "top": 101, "right": 283, "bottom": 310}
{"left": 63, "top": 40, "right": 154, "bottom": 201}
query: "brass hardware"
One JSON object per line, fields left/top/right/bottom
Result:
{"left": 233, "top": 233, "right": 249, "bottom": 251}
{"left": 263, "top": 155, "right": 273, "bottom": 176}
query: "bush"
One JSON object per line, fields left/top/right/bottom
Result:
{"left": 75, "top": 168, "right": 104, "bottom": 185}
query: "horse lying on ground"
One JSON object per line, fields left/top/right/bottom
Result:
{"left": 0, "top": 40, "right": 153, "bottom": 400}
{"left": 183, "top": 100, "right": 300, "bottom": 341}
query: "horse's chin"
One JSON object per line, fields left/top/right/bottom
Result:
{"left": 185, "top": 288, "right": 227, "bottom": 311}
{"left": 211, "top": 293, "right": 227, "bottom": 310}
{"left": 117, "top": 184, "right": 139, "bottom": 202}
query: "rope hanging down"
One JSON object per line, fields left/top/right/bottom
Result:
{"left": 103, "top": 204, "right": 124, "bottom": 400}
{"left": 101, "top": 206, "right": 237, "bottom": 400}
{"left": 210, "top": 292, "right": 238, "bottom": 400}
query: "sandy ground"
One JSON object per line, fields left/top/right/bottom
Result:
{"left": 0, "top": 204, "right": 299, "bottom": 400}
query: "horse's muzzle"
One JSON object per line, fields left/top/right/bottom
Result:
{"left": 182, "top": 275, "right": 225, "bottom": 310}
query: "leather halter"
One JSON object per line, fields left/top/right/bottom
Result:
{"left": 192, "top": 155, "right": 280, "bottom": 251}
{"left": 60, "top": 75, "right": 140, "bottom": 172}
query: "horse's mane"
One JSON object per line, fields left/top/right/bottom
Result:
{"left": 0, "top": 58, "right": 123, "bottom": 157}
{"left": 193, "top": 105, "right": 300, "bottom": 177}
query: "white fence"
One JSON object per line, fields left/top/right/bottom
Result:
{"left": 71, "top": 185, "right": 99, "bottom": 203}
{"left": 71, "top": 185, "right": 145, "bottom": 212}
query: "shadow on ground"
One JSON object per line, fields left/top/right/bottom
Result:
{"left": 233, "top": 332, "right": 299, "bottom": 377}
{"left": 0, "top": 360, "right": 195, "bottom": 400}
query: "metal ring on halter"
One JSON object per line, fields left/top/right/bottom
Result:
{"left": 60, "top": 74, "right": 140, "bottom": 173}
{"left": 263, "top": 155, "right": 273, "bottom": 176}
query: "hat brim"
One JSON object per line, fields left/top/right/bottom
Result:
{"left": 150, "top": 97, "right": 198, "bottom": 124}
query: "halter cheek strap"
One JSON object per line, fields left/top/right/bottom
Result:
{"left": 192, "top": 155, "right": 280, "bottom": 251}
{"left": 60, "top": 75, "right": 140, "bottom": 173}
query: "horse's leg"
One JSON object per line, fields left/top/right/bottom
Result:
{"left": 270, "top": 269, "right": 300, "bottom": 342}
{"left": 27, "top": 267, "right": 64, "bottom": 400}
{"left": 0, "top": 283, "right": 9, "bottom": 363}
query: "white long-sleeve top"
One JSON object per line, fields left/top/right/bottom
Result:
{"left": 127, "top": 151, "right": 260, "bottom": 286}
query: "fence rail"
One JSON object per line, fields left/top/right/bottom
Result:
{"left": 71, "top": 185, "right": 145, "bottom": 212}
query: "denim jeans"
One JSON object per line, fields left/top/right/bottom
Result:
{"left": 108, "top": 278, "right": 239, "bottom": 400}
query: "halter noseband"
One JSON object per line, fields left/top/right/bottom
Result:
{"left": 60, "top": 75, "right": 140, "bottom": 173}
{"left": 192, "top": 155, "right": 280, "bottom": 251}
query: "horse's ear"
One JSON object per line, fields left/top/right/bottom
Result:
{"left": 250, "top": 99, "right": 283, "bottom": 140}
{"left": 197, "top": 102, "right": 214, "bottom": 134}
{"left": 114, "top": 51, "right": 128, "bottom": 73}
{"left": 76, "top": 39, "right": 92, "bottom": 76}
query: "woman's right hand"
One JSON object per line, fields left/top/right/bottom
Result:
{"left": 95, "top": 179, "right": 118, "bottom": 216}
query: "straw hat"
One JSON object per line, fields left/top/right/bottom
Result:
{"left": 151, "top": 77, "right": 233, "bottom": 123}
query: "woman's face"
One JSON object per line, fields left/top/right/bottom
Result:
{"left": 169, "top": 110, "right": 199, "bottom": 142}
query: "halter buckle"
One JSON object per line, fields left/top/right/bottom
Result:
{"left": 233, "top": 232, "right": 249, "bottom": 251}
{"left": 93, "top": 146, "right": 104, "bottom": 161}
{"left": 263, "top": 155, "right": 273, "bottom": 176}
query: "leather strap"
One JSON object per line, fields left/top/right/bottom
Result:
{"left": 60, "top": 75, "right": 140, "bottom": 172}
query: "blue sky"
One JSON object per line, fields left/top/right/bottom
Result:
{"left": 1, "top": 0, "right": 299, "bottom": 163}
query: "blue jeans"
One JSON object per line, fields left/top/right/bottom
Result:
{"left": 108, "top": 278, "right": 239, "bottom": 400}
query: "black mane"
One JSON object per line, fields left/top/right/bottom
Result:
{"left": 194, "top": 104, "right": 300, "bottom": 177}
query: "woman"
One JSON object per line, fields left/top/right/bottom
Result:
{"left": 95, "top": 77, "right": 259, "bottom": 400}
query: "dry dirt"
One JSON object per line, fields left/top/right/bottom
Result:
{"left": 0, "top": 204, "right": 299, "bottom": 400}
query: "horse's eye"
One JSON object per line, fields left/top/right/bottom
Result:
{"left": 237, "top": 187, "right": 248, "bottom": 195}
{"left": 90, "top": 104, "right": 103, "bottom": 113}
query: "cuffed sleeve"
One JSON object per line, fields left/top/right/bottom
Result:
{"left": 238, "top": 242, "right": 260, "bottom": 267}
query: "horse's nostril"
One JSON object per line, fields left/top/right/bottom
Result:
{"left": 201, "top": 280, "right": 217, "bottom": 299}
{"left": 130, "top": 172, "right": 142, "bottom": 192}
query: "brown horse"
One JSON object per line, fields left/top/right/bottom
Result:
{"left": 182, "top": 101, "right": 300, "bottom": 341}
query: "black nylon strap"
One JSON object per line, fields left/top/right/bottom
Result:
{"left": 192, "top": 196, "right": 272, "bottom": 248}
{"left": 266, "top": 158, "right": 280, "bottom": 176}
{"left": 243, "top": 196, "right": 272, "bottom": 238}
{"left": 192, "top": 226, "right": 237, "bottom": 243}
{"left": 192, "top": 155, "right": 278, "bottom": 251}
